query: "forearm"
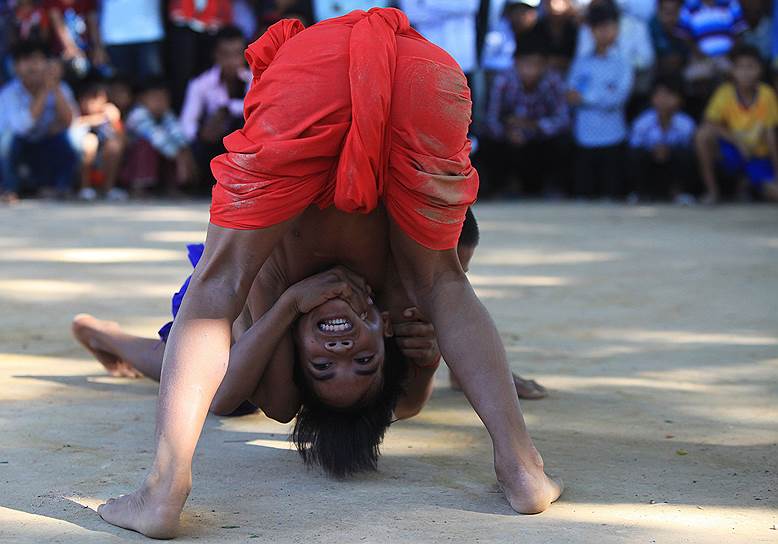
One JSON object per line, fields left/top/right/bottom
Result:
{"left": 394, "top": 361, "right": 439, "bottom": 419}
{"left": 52, "top": 87, "right": 74, "bottom": 127}
{"left": 211, "top": 290, "right": 298, "bottom": 411}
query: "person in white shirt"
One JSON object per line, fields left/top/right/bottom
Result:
{"left": 179, "top": 25, "right": 251, "bottom": 190}
{"left": 93, "top": 0, "right": 165, "bottom": 79}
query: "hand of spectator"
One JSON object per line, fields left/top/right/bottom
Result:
{"left": 653, "top": 144, "right": 670, "bottom": 162}
{"left": 393, "top": 307, "right": 441, "bottom": 369}
{"left": 63, "top": 44, "right": 86, "bottom": 61}
{"left": 199, "top": 109, "right": 228, "bottom": 143}
{"left": 91, "top": 46, "right": 109, "bottom": 67}
{"left": 567, "top": 90, "right": 582, "bottom": 106}
{"left": 104, "top": 103, "right": 122, "bottom": 126}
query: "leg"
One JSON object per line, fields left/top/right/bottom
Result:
{"left": 97, "top": 221, "right": 293, "bottom": 538}
{"left": 79, "top": 132, "right": 99, "bottom": 191}
{"left": 100, "top": 135, "right": 125, "bottom": 192}
{"left": 695, "top": 122, "right": 721, "bottom": 203}
{"left": 388, "top": 221, "right": 562, "bottom": 514}
{"left": 574, "top": 145, "right": 595, "bottom": 198}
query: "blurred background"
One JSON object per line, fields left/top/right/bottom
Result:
{"left": 0, "top": 0, "right": 776, "bottom": 205}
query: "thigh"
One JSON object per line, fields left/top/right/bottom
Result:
{"left": 385, "top": 37, "right": 478, "bottom": 251}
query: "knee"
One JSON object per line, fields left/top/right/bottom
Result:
{"left": 695, "top": 124, "right": 717, "bottom": 149}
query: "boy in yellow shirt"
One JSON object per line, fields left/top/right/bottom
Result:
{"left": 695, "top": 44, "right": 778, "bottom": 203}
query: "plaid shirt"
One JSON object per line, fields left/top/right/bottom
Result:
{"left": 126, "top": 106, "right": 188, "bottom": 159}
{"left": 485, "top": 68, "right": 570, "bottom": 141}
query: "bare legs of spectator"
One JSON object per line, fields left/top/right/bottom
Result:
{"left": 79, "top": 133, "right": 124, "bottom": 198}
{"left": 695, "top": 122, "right": 720, "bottom": 204}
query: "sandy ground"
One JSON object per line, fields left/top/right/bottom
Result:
{"left": 0, "top": 201, "right": 776, "bottom": 543}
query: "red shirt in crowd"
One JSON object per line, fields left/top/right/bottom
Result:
{"left": 168, "top": 0, "right": 233, "bottom": 31}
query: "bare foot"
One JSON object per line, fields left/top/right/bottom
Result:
{"left": 72, "top": 314, "right": 143, "bottom": 378}
{"left": 450, "top": 371, "right": 548, "bottom": 400}
{"left": 495, "top": 449, "right": 563, "bottom": 514}
{"left": 98, "top": 475, "right": 190, "bottom": 539}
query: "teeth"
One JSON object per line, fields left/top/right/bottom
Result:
{"left": 318, "top": 318, "right": 353, "bottom": 332}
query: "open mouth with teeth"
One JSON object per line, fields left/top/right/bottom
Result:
{"left": 317, "top": 317, "right": 354, "bottom": 333}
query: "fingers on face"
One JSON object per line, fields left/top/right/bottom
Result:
{"left": 394, "top": 321, "right": 434, "bottom": 338}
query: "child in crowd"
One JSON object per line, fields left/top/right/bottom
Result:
{"left": 677, "top": 0, "right": 748, "bottom": 85}
{"left": 650, "top": 0, "right": 690, "bottom": 75}
{"left": 629, "top": 75, "right": 696, "bottom": 202}
{"left": 123, "top": 78, "right": 197, "bottom": 196}
{"left": 567, "top": 1, "right": 633, "bottom": 198}
{"left": 44, "top": 0, "right": 102, "bottom": 79}
{"left": 0, "top": 40, "right": 77, "bottom": 203}
{"left": 70, "top": 77, "right": 125, "bottom": 201}
{"left": 695, "top": 44, "right": 778, "bottom": 203}
{"left": 180, "top": 25, "right": 250, "bottom": 191}
{"left": 485, "top": 35, "right": 570, "bottom": 196}
{"left": 106, "top": 74, "right": 133, "bottom": 118}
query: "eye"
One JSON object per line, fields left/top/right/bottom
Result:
{"left": 355, "top": 355, "right": 374, "bottom": 365}
{"left": 312, "top": 362, "right": 332, "bottom": 371}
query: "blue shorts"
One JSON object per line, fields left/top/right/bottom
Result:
{"left": 158, "top": 243, "right": 205, "bottom": 341}
{"left": 718, "top": 140, "right": 775, "bottom": 187}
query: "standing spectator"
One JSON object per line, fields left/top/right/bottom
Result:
{"left": 167, "top": 0, "right": 234, "bottom": 110}
{"left": 0, "top": 41, "right": 77, "bottom": 203}
{"left": 484, "top": 36, "right": 570, "bottom": 196}
{"left": 695, "top": 45, "right": 778, "bottom": 203}
{"left": 70, "top": 77, "right": 126, "bottom": 201}
{"left": 123, "top": 78, "right": 197, "bottom": 196}
{"left": 400, "top": 0, "right": 480, "bottom": 79}
{"left": 567, "top": 1, "right": 633, "bottom": 198}
{"left": 43, "top": 0, "right": 102, "bottom": 80}
{"left": 650, "top": 0, "right": 690, "bottom": 75}
{"left": 180, "top": 26, "right": 250, "bottom": 191}
{"left": 533, "top": 0, "right": 579, "bottom": 74}
{"left": 628, "top": 75, "right": 696, "bottom": 202}
{"left": 93, "top": 0, "right": 164, "bottom": 80}
{"left": 576, "top": 0, "right": 654, "bottom": 97}
{"left": 312, "top": 1, "right": 389, "bottom": 22}
{"left": 677, "top": 0, "right": 748, "bottom": 85}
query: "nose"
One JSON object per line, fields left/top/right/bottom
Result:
{"left": 324, "top": 340, "right": 354, "bottom": 353}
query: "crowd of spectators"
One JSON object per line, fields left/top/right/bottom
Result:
{"left": 0, "top": 0, "right": 776, "bottom": 205}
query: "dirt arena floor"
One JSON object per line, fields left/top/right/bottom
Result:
{"left": 0, "top": 202, "right": 776, "bottom": 543}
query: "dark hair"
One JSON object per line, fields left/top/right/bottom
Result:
{"left": 729, "top": 44, "right": 763, "bottom": 65}
{"left": 11, "top": 40, "right": 49, "bottom": 61}
{"left": 513, "top": 33, "right": 547, "bottom": 58}
{"left": 290, "top": 336, "right": 409, "bottom": 478}
{"left": 653, "top": 73, "right": 684, "bottom": 97}
{"left": 459, "top": 207, "right": 480, "bottom": 247}
{"left": 74, "top": 73, "right": 107, "bottom": 99}
{"left": 214, "top": 25, "right": 246, "bottom": 47}
{"left": 134, "top": 75, "right": 169, "bottom": 96}
{"left": 587, "top": 0, "right": 619, "bottom": 27}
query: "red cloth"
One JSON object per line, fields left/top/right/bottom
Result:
{"left": 210, "top": 8, "right": 478, "bottom": 251}
{"left": 168, "top": 0, "right": 233, "bottom": 30}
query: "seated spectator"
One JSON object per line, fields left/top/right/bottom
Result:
{"left": 677, "top": 0, "right": 748, "bottom": 85}
{"left": 0, "top": 40, "right": 77, "bottom": 203}
{"left": 93, "top": 0, "right": 165, "bottom": 80}
{"left": 650, "top": 0, "right": 690, "bottom": 75}
{"left": 70, "top": 77, "right": 126, "bottom": 201}
{"left": 106, "top": 73, "right": 133, "bottom": 118}
{"left": 44, "top": 0, "right": 104, "bottom": 80}
{"left": 695, "top": 44, "right": 778, "bottom": 203}
{"left": 123, "top": 78, "right": 197, "bottom": 196}
{"left": 167, "top": 0, "right": 234, "bottom": 110}
{"left": 484, "top": 36, "right": 570, "bottom": 196}
{"left": 628, "top": 75, "right": 696, "bottom": 202}
{"left": 567, "top": 1, "right": 633, "bottom": 199}
{"left": 532, "top": 0, "right": 579, "bottom": 73}
{"left": 255, "top": 0, "right": 311, "bottom": 34}
{"left": 180, "top": 25, "right": 250, "bottom": 191}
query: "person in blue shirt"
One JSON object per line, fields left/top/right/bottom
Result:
{"left": 628, "top": 75, "right": 697, "bottom": 202}
{"left": 567, "top": 0, "right": 633, "bottom": 198}
{"left": 0, "top": 40, "right": 78, "bottom": 203}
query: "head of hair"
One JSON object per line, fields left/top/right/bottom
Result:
{"left": 513, "top": 32, "right": 547, "bottom": 58}
{"left": 653, "top": 73, "right": 684, "bottom": 97}
{"left": 133, "top": 75, "right": 169, "bottom": 96}
{"left": 729, "top": 43, "right": 763, "bottom": 65}
{"left": 459, "top": 207, "right": 480, "bottom": 247}
{"left": 214, "top": 25, "right": 246, "bottom": 47}
{"left": 586, "top": 0, "right": 619, "bottom": 27}
{"left": 11, "top": 40, "right": 49, "bottom": 62}
{"left": 74, "top": 72, "right": 107, "bottom": 99}
{"left": 290, "top": 335, "right": 408, "bottom": 478}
